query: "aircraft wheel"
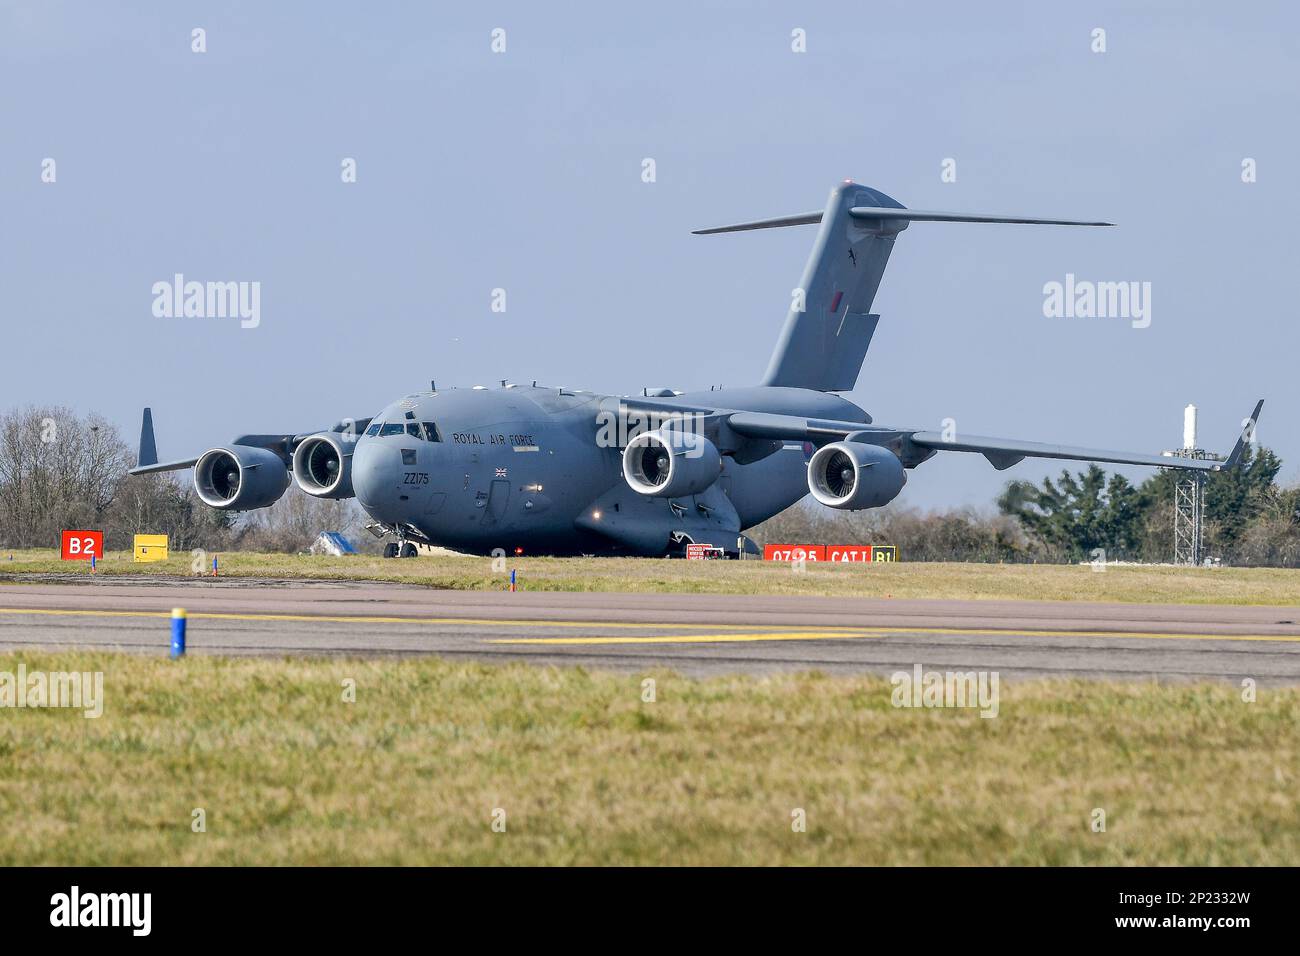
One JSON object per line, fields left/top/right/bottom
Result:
{"left": 399, "top": 543, "right": 418, "bottom": 558}
{"left": 383, "top": 542, "right": 399, "bottom": 559}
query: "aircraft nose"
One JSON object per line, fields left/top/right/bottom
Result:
{"left": 352, "top": 438, "right": 399, "bottom": 513}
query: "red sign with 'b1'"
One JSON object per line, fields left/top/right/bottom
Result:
{"left": 60, "top": 530, "right": 103, "bottom": 561}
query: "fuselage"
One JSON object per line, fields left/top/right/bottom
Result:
{"left": 351, "top": 383, "right": 870, "bottom": 556}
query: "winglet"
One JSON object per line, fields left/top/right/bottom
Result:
{"left": 138, "top": 407, "right": 158, "bottom": 468}
{"left": 1222, "top": 399, "right": 1264, "bottom": 469}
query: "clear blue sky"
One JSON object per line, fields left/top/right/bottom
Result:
{"left": 3, "top": 0, "right": 1295, "bottom": 509}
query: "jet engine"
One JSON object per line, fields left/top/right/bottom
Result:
{"left": 292, "top": 433, "right": 355, "bottom": 499}
{"left": 623, "top": 428, "right": 722, "bottom": 498}
{"left": 193, "top": 445, "right": 290, "bottom": 511}
{"left": 807, "top": 441, "right": 906, "bottom": 510}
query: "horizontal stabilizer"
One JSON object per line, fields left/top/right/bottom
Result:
{"left": 691, "top": 210, "right": 824, "bottom": 235}
{"left": 692, "top": 204, "right": 1111, "bottom": 235}
{"left": 848, "top": 207, "right": 1112, "bottom": 227}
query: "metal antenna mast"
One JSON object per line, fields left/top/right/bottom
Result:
{"left": 1165, "top": 404, "right": 1219, "bottom": 565}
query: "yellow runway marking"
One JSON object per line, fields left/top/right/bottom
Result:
{"left": 491, "top": 628, "right": 1300, "bottom": 646}
{"left": 0, "top": 607, "right": 808, "bottom": 631}
{"left": 0, "top": 607, "right": 1298, "bottom": 645}
{"left": 492, "top": 631, "right": 889, "bottom": 645}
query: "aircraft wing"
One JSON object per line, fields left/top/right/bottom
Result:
{"left": 129, "top": 455, "right": 203, "bottom": 476}
{"left": 724, "top": 400, "right": 1264, "bottom": 473}
{"left": 126, "top": 407, "right": 373, "bottom": 475}
{"left": 904, "top": 432, "right": 1217, "bottom": 472}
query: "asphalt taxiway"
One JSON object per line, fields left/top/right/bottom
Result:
{"left": 1, "top": 577, "right": 1298, "bottom": 681}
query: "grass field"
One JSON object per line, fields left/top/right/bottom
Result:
{"left": 3, "top": 547, "right": 1300, "bottom": 605}
{"left": 0, "top": 651, "right": 1295, "bottom": 865}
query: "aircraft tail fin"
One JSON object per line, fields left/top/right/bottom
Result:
{"left": 693, "top": 181, "right": 1111, "bottom": 391}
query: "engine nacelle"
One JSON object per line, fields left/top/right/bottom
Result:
{"left": 623, "top": 429, "right": 722, "bottom": 498}
{"left": 807, "top": 441, "right": 906, "bottom": 510}
{"left": 194, "top": 445, "right": 290, "bottom": 511}
{"left": 292, "top": 433, "right": 354, "bottom": 499}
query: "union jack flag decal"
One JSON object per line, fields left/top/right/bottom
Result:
{"left": 495, "top": 467, "right": 508, "bottom": 478}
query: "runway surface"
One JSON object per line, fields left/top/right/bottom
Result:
{"left": 1, "top": 577, "right": 1299, "bottom": 681}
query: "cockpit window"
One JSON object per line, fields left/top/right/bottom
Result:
{"left": 403, "top": 422, "right": 441, "bottom": 441}
{"left": 373, "top": 421, "right": 439, "bottom": 440}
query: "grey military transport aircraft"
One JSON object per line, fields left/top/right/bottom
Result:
{"left": 130, "top": 181, "right": 1263, "bottom": 557}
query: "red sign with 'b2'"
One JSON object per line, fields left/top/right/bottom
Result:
{"left": 60, "top": 530, "right": 103, "bottom": 561}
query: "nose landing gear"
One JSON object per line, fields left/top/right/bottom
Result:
{"left": 368, "top": 521, "right": 421, "bottom": 558}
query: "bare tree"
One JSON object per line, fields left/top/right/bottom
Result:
{"left": 0, "top": 406, "right": 131, "bottom": 548}
{"left": 0, "top": 406, "right": 234, "bottom": 553}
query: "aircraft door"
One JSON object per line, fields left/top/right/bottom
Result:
{"left": 484, "top": 479, "right": 511, "bottom": 523}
